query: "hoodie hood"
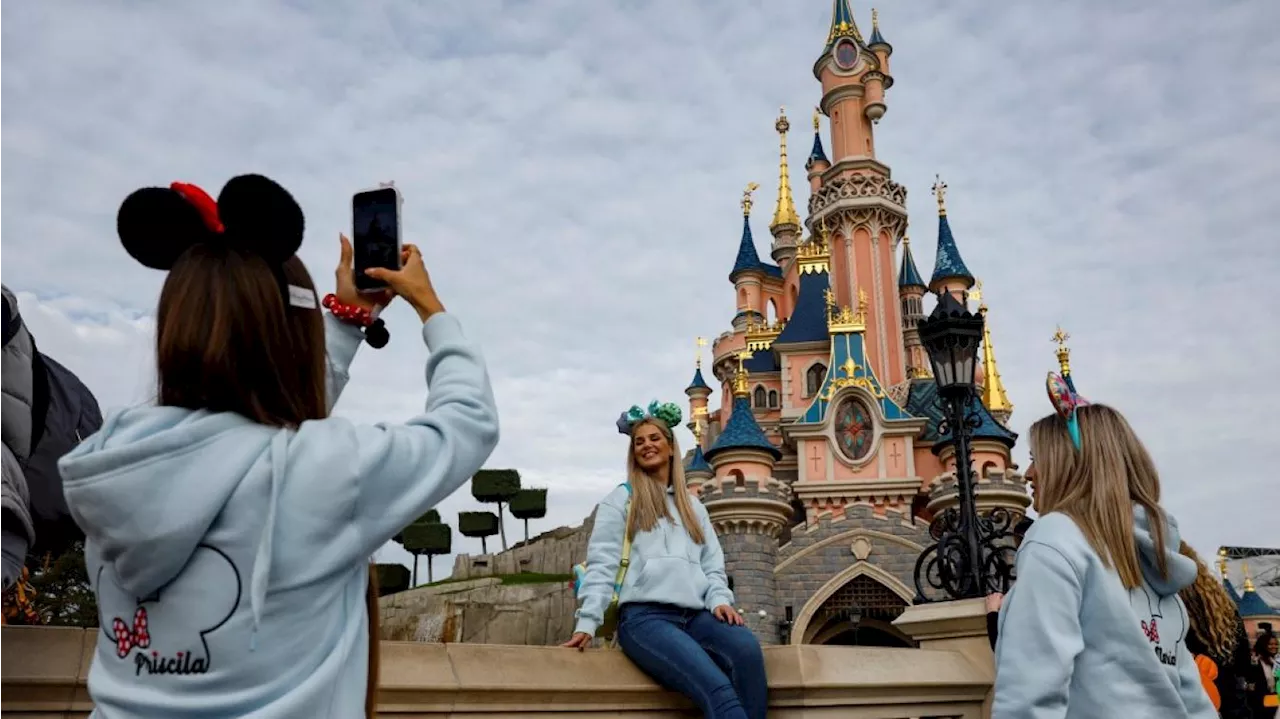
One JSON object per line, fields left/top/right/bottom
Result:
{"left": 59, "top": 405, "right": 280, "bottom": 636}
{"left": 1133, "top": 504, "right": 1197, "bottom": 597}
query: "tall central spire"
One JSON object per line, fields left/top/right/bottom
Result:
{"left": 771, "top": 107, "right": 800, "bottom": 230}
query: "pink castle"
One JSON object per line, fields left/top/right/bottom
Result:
{"left": 681, "top": 1, "right": 1031, "bottom": 646}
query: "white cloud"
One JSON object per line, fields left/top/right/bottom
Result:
{"left": 3, "top": 0, "right": 1277, "bottom": 579}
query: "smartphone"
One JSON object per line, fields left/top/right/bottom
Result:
{"left": 352, "top": 185, "right": 403, "bottom": 292}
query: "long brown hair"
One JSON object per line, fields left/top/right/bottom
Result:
{"left": 1028, "top": 404, "right": 1167, "bottom": 590}
{"left": 626, "top": 420, "right": 704, "bottom": 544}
{"left": 156, "top": 250, "right": 380, "bottom": 716}
{"left": 1177, "top": 541, "right": 1240, "bottom": 661}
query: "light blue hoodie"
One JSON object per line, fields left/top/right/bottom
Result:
{"left": 993, "top": 506, "right": 1217, "bottom": 719}
{"left": 574, "top": 484, "right": 733, "bottom": 636}
{"left": 58, "top": 313, "right": 499, "bottom": 718}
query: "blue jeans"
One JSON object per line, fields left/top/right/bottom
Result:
{"left": 617, "top": 603, "right": 768, "bottom": 719}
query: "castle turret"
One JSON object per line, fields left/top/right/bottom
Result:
{"left": 684, "top": 445, "right": 714, "bottom": 485}
{"left": 729, "top": 184, "right": 769, "bottom": 330}
{"left": 686, "top": 337, "right": 713, "bottom": 441}
{"left": 703, "top": 351, "right": 790, "bottom": 644}
{"left": 864, "top": 9, "right": 894, "bottom": 124}
{"left": 928, "top": 176, "right": 975, "bottom": 298}
{"left": 806, "top": 108, "right": 830, "bottom": 193}
{"left": 897, "top": 235, "right": 929, "bottom": 378}
{"left": 769, "top": 108, "right": 802, "bottom": 265}
{"left": 971, "top": 281, "right": 1013, "bottom": 425}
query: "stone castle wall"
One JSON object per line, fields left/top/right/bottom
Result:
{"left": 450, "top": 511, "right": 595, "bottom": 581}
{"left": 379, "top": 576, "right": 578, "bottom": 646}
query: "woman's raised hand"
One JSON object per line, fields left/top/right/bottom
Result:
{"left": 335, "top": 234, "right": 393, "bottom": 310}
{"left": 562, "top": 632, "right": 593, "bottom": 651}
{"left": 362, "top": 242, "right": 446, "bottom": 323}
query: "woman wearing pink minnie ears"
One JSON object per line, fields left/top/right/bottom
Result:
{"left": 992, "top": 337, "right": 1215, "bottom": 718}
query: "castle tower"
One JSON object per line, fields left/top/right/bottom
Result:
{"left": 897, "top": 236, "right": 929, "bottom": 378}
{"left": 703, "top": 351, "right": 790, "bottom": 645}
{"left": 809, "top": 1, "right": 908, "bottom": 388}
{"left": 770, "top": 108, "right": 802, "bottom": 266}
{"left": 686, "top": 337, "right": 713, "bottom": 443}
{"left": 971, "top": 281, "right": 1013, "bottom": 426}
{"left": 729, "top": 184, "right": 769, "bottom": 330}
{"left": 927, "top": 176, "right": 975, "bottom": 299}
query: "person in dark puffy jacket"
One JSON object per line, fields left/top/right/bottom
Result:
{"left": 2, "top": 285, "right": 38, "bottom": 589}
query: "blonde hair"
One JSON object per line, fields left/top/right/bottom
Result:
{"left": 1178, "top": 541, "right": 1240, "bottom": 660}
{"left": 1028, "top": 404, "right": 1167, "bottom": 590}
{"left": 625, "top": 420, "right": 705, "bottom": 544}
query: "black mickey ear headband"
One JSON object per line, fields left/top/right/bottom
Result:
{"left": 117, "top": 174, "right": 317, "bottom": 309}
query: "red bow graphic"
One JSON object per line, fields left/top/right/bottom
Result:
{"left": 1141, "top": 618, "right": 1160, "bottom": 643}
{"left": 112, "top": 607, "right": 151, "bottom": 658}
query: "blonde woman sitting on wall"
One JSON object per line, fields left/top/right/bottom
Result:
{"left": 563, "top": 402, "right": 767, "bottom": 719}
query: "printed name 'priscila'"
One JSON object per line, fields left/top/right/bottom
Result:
{"left": 135, "top": 650, "right": 209, "bottom": 676}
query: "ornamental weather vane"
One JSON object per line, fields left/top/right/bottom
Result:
{"left": 741, "top": 182, "right": 760, "bottom": 217}
{"left": 931, "top": 174, "right": 948, "bottom": 215}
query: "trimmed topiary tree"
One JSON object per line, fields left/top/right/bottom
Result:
{"left": 400, "top": 510, "right": 453, "bottom": 585}
{"left": 472, "top": 469, "right": 521, "bottom": 551}
{"left": 458, "top": 511, "right": 500, "bottom": 554}
{"left": 375, "top": 563, "right": 411, "bottom": 596}
{"left": 509, "top": 488, "right": 548, "bottom": 543}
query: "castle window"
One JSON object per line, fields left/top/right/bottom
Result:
{"left": 753, "top": 386, "right": 768, "bottom": 407}
{"left": 768, "top": 390, "right": 779, "bottom": 408}
{"left": 806, "top": 363, "right": 827, "bottom": 397}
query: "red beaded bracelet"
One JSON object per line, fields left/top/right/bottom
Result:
{"left": 322, "top": 294, "right": 374, "bottom": 327}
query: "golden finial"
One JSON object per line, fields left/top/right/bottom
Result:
{"left": 902, "top": 235, "right": 910, "bottom": 247}
{"left": 1243, "top": 560, "right": 1257, "bottom": 593}
{"left": 741, "top": 182, "right": 760, "bottom": 217}
{"left": 827, "top": 287, "right": 868, "bottom": 334}
{"left": 1217, "top": 548, "right": 1230, "bottom": 581}
{"left": 857, "top": 287, "right": 869, "bottom": 315}
{"left": 1052, "top": 326, "right": 1071, "bottom": 376}
{"left": 771, "top": 107, "right": 801, "bottom": 230}
{"left": 975, "top": 280, "right": 1013, "bottom": 418}
{"left": 872, "top": 8, "right": 879, "bottom": 30}
{"left": 823, "top": 287, "right": 837, "bottom": 311}
{"left": 695, "top": 336, "right": 708, "bottom": 368}
{"left": 813, "top": 106, "right": 821, "bottom": 131}
{"left": 732, "top": 349, "right": 753, "bottom": 397}
{"left": 931, "top": 174, "right": 948, "bottom": 216}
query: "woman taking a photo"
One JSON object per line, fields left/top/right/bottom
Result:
{"left": 992, "top": 362, "right": 1215, "bottom": 718}
{"left": 59, "top": 176, "right": 499, "bottom": 718}
{"left": 564, "top": 402, "right": 767, "bottom": 719}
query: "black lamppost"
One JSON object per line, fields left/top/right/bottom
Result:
{"left": 912, "top": 291, "right": 1016, "bottom": 601}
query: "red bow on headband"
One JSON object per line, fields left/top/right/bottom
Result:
{"left": 170, "top": 182, "right": 224, "bottom": 234}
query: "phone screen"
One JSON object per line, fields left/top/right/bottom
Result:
{"left": 353, "top": 188, "right": 400, "bottom": 291}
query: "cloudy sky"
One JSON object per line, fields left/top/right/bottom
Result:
{"left": 3, "top": 1, "right": 1277, "bottom": 583}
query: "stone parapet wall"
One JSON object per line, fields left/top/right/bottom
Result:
{"left": 379, "top": 578, "right": 576, "bottom": 646}
{"left": 2, "top": 625, "right": 993, "bottom": 718}
{"left": 451, "top": 512, "right": 595, "bottom": 581}
{"left": 925, "top": 469, "right": 1030, "bottom": 517}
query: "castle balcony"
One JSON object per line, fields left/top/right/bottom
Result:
{"left": 3, "top": 603, "right": 997, "bottom": 717}
{"left": 807, "top": 170, "right": 908, "bottom": 226}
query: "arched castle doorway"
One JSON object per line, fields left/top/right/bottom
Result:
{"left": 802, "top": 575, "right": 913, "bottom": 646}
{"left": 790, "top": 562, "right": 916, "bottom": 648}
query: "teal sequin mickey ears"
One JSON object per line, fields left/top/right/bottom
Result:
{"left": 616, "top": 400, "right": 683, "bottom": 435}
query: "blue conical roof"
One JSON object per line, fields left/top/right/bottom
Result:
{"left": 685, "top": 446, "right": 713, "bottom": 475}
{"left": 822, "top": 0, "right": 859, "bottom": 54}
{"left": 686, "top": 367, "right": 710, "bottom": 393}
{"left": 929, "top": 213, "right": 974, "bottom": 288}
{"left": 899, "top": 240, "right": 926, "bottom": 289}
{"left": 806, "top": 131, "right": 829, "bottom": 169}
{"left": 730, "top": 216, "right": 765, "bottom": 281}
{"left": 1237, "top": 587, "right": 1278, "bottom": 618}
{"left": 868, "top": 22, "right": 890, "bottom": 49}
{"left": 705, "top": 396, "right": 781, "bottom": 461}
